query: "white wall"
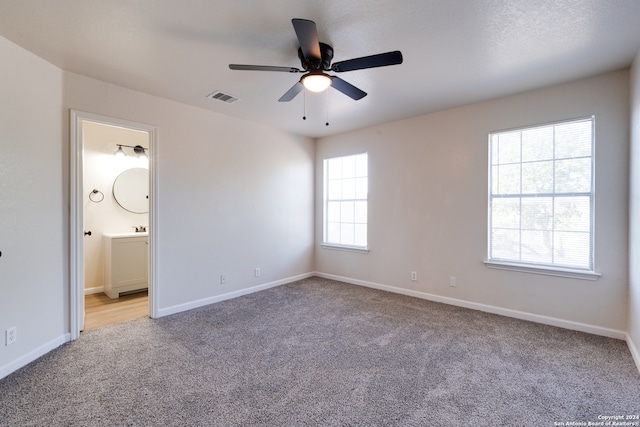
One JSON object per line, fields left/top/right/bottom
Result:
{"left": 0, "top": 30, "right": 634, "bottom": 379}
{"left": 1, "top": 34, "right": 314, "bottom": 379}
{"left": 0, "top": 37, "right": 67, "bottom": 376}
{"left": 83, "top": 122, "right": 150, "bottom": 292}
{"left": 63, "top": 72, "right": 315, "bottom": 313}
{"left": 316, "top": 70, "right": 630, "bottom": 336}
{"left": 629, "top": 51, "right": 640, "bottom": 366}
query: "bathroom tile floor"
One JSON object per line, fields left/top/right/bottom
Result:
{"left": 84, "top": 290, "right": 148, "bottom": 331}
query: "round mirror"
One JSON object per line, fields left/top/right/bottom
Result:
{"left": 113, "top": 168, "right": 149, "bottom": 214}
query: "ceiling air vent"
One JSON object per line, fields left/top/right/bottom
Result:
{"left": 207, "top": 91, "right": 240, "bottom": 104}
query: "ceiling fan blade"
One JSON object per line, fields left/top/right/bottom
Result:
{"left": 331, "top": 51, "right": 403, "bottom": 72}
{"left": 292, "top": 19, "right": 321, "bottom": 63}
{"left": 229, "top": 64, "right": 302, "bottom": 73}
{"left": 330, "top": 76, "right": 367, "bottom": 100}
{"left": 278, "top": 81, "right": 304, "bottom": 102}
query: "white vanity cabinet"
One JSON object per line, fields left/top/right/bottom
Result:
{"left": 103, "top": 233, "right": 148, "bottom": 299}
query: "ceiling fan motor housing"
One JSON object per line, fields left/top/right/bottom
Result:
{"left": 298, "top": 42, "right": 334, "bottom": 71}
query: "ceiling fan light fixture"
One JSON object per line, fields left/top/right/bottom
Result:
{"left": 302, "top": 73, "right": 331, "bottom": 92}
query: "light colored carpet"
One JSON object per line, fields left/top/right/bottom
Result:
{"left": 1, "top": 277, "right": 639, "bottom": 426}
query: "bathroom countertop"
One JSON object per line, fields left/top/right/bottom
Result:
{"left": 103, "top": 232, "right": 148, "bottom": 238}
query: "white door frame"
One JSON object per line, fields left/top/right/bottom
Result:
{"left": 69, "top": 110, "right": 159, "bottom": 340}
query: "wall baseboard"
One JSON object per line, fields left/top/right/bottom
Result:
{"left": 156, "top": 272, "right": 315, "bottom": 318}
{"left": 84, "top": 286, "right": 104, "bottom": 295}
{"left": 315, "top": 272, "right": 627, "bottom": 341}
{"left": 0, "top": 333, "right": 70, "bottom": 380}
{"left": 4, "top": 273, "right": 635, "bottom": 380}
{"left": 627, "top": 334, "right": 640, "bottom": 374}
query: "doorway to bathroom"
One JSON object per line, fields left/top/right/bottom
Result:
{"left": 70, "top": 111, "right": 159, "bottom": 340}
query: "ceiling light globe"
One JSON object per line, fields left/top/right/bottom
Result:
{"left": 303, "top": 74, "right": 331, "bottom": 92}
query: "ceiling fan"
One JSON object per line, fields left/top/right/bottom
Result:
{"left": 229, "top": 18, "right": 403, "bottom": 102}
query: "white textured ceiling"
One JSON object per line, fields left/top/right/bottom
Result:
{"left": 1, "top": 0, "right": 640, "bottom": 138}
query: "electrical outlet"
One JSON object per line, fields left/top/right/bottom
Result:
{"left": 6, "top": 327, "right": 16, "bottom": 346}
{"left": 254, "top": 268, "right": 261, "bottom": 277}
{"left": 450, "top": 276, "right": 457, "bottom": 287}
{"left": 220, "top": 274, "right": 227, "bottom": 285}
{"left": 411, "top": 271, "right": 418, "bottom": 281}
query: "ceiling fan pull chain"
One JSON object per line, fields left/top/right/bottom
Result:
{"left": 303, "top": 88, "right": 307, "bottom": 120}
{"left": 325, "top": 89, "right": 329, "bottom": 126}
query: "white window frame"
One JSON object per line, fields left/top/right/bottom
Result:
{"left": 484, "top": 117, "right": 600, "bottom": 280}
{"left": 321, "top": 152, "right": 369, "bottom": 253}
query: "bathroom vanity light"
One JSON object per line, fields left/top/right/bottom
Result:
{"left": 133, "top": 145, "right": 148, "bottom": 158}
{"left": 114, "top": 144, "right": 148, "bottom": 158}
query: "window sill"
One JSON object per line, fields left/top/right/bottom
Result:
{"left": 483, "top": 260, "right": 601, "bottom": 281}
{"left": 320, "top": 243, "right": 370, "bottom": 254}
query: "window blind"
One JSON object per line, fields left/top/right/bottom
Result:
{"left": 324, "top": 153, "right": 368, "bottom": 248}
{"left": 488, "top": 117, "right": 594, "bottom": 271}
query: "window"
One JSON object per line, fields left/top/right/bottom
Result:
{"left": 323, "top": 153, "right": 368, "bottom": 250}
{"left": 487, "top": 117, "right": 595, "bottom": 276}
